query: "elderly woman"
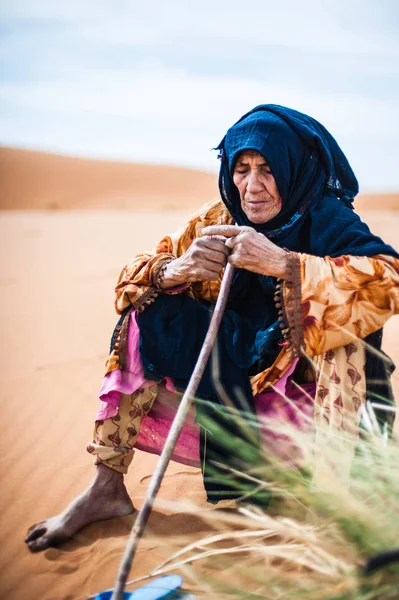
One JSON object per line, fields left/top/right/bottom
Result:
{"left": 26, "top": 105, "right": 399, "bottom": 551}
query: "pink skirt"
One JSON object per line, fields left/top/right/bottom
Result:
{"left": 97, "top": 312, "right": 315, "bottom": 468}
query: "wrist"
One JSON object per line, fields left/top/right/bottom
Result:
{"left": 276, "top": 251, "right": 290, "bottom": 280}
{"left": 268, "top": 249, "right": 292, "bottom": 280}
{"left": 271, "top": 249, "right": 301, "bottom": 280}
{"left": 154, "top": 258, "right": 186, "bottom": 290}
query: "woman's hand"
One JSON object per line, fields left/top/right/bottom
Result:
{"left": 202, "top": 225, "right": 290, "bottom": 279}
{"left": 159, "top": 235, "right": 229, "bottom": 289}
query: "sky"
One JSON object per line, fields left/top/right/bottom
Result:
{"left": 1, "top": 0, "right": 398, "bottom": 191}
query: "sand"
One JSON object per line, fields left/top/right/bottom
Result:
{"left": 1, "top": 147, "right": 398, "bottom": 213}
{"left": 0, "top": 149, "right": 398, "bottom": 600}
{"left": 0, "top": 148, "right": 218, "bottom": 212}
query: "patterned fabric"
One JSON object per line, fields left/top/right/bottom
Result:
{"left": 283, "top": 253, "right": 399, "bottom": 357}
{"left": 87, "top": 386, "right": 157, "bottom": 474}
{"left": 312, "top": 339, "right": 367, "bottom": 487}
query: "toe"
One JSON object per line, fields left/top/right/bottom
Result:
{"left": 27, "top": 534, "right": 52, "bottom": 552}
{"left": 25, "top": 526, "right": 47, "bottom": 543}
{"left": 25, "top": 521, "right": 44, "bottom": 537}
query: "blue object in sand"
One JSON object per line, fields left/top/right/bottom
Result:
{"left": 93, "top": 574, "right": 195, "bottom": 599}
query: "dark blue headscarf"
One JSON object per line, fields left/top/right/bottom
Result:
{"left": 217, "top": 104, "right": 396, "bottom": 257}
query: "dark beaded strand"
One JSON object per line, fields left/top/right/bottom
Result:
{"left": 273, "top": 252, "right": 304, "bottom": 358}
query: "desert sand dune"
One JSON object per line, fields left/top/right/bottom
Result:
{"left": 0, "top": 147, "right": 218, "bottom": 211}
{"left": 1, "top": 147, "right": 398, "bottom": 213}
{"left": 0, "top": 148, "right": 398, "bottom": 599}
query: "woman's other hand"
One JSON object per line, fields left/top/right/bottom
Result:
{"left": 202, "top": 225, "right": 290, "bottom": 279}
{"left": 159, "top": 235, "right": 229, "bottom": 288}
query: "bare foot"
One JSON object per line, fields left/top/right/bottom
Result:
{"left": 25, "top": 464, "right": 135, "bottom": 552}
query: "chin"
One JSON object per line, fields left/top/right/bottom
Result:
{"left": 244, "top": 204, "right": 281, "bottom": 224}
{"left": 246, "top": 211, "right": 275, "bottom": 225}
{"left": 243, "top": 201, "right": 280, "bottom": 225}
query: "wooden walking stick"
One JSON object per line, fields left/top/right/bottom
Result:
{"left": 111, "top": 263, "right": 235, "bottom": 600}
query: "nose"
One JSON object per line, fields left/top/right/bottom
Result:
{"left": 246, "top": 169, "right": 263, "bottom": 193}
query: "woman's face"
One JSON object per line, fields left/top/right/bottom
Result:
{"left": 232, "top": 150, "right": 282, "bottom": 224}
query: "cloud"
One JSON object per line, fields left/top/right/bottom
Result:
{"left": 0, "top": 0, "right": 398, "bottom": 190}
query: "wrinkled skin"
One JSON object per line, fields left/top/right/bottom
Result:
{"left": 25, "top": 464, "right": 134, "bottom": 552}
{"left": 233, "top": 150, "right": 282, "bottom": 225}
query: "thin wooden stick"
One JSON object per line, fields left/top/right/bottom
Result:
{"left": 111, "top": 263, "right": 235, "bottom": 600}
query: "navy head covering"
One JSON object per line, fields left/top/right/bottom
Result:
{"left": 216, "top": 104, "right": 396, "bottom": 258}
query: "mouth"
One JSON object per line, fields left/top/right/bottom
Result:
{"left": 245, "top": 199, "right": 271, "bottom": 206}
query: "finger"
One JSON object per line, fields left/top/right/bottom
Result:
{"left": 199, "top": 237, "right": 230, "bottom": 255}
{"left": 194, "top": 248, "right": 228, "bottom": 265}
{"left": 202, "top": 225, "right": 249, "bottom": 238}
{"left": 225, "top": 237, "right": 238, "bottom": 249}
{"left": 225, "top": 230, "right": 250, "bottom": 249}
{"left": 194, "top": 240, "right": 229, "bottom": 262}
{"left": 192, "top": 266, "right": 223, "bottom": 281}
{"left": 206, "top": 234, "right": 226, "bottom": 243}
{"left": 199, "top": 257, "right": 226, "bottom": 273}
{"left": 228, "top": 254, "right": 245, "bottom": 269}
